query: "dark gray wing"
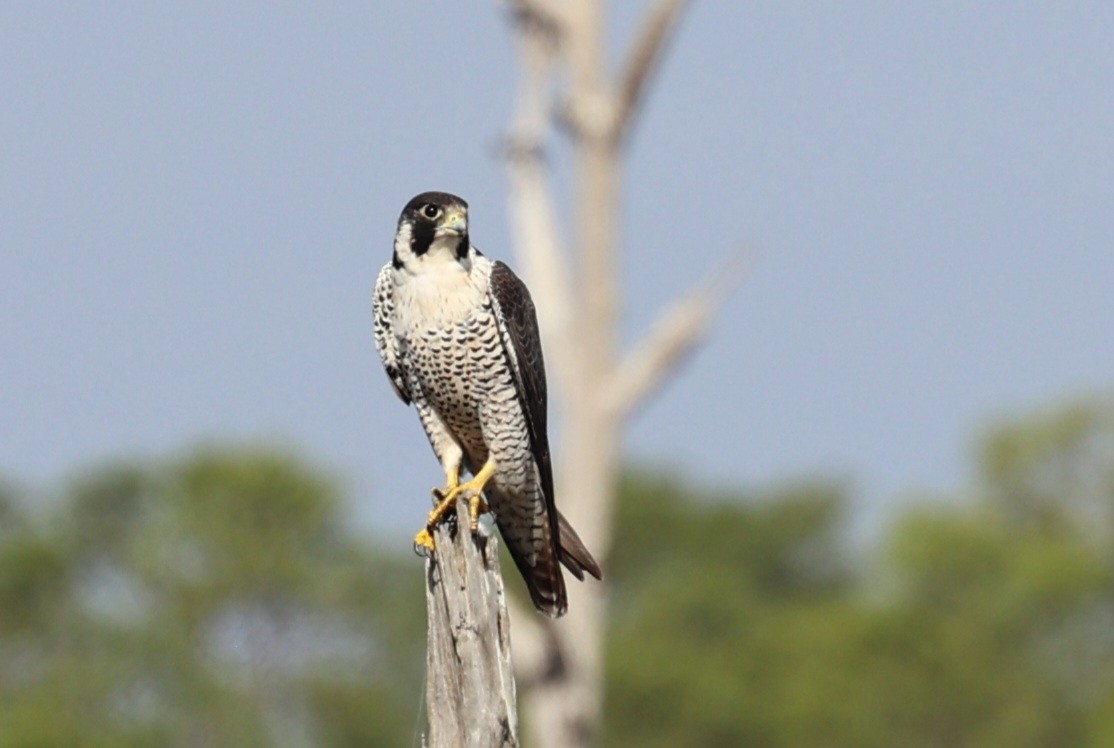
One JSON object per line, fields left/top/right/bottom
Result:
{"left": 488, "top": 261, "right": 556, "bottom": 528}
{"left": 490, "top": 261, "right": 603, "bottom": 611}
{"left": 373, "top": 264, "right": 410, "bottom": 404}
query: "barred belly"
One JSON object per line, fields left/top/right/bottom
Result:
{"left": 404, "top": 306, "right": 536, "bottom": 505}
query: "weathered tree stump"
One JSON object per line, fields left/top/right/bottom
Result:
{"left": 423, "top": 500, "right": 518, "bottom": 747}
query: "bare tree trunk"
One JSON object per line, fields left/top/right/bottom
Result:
{"left": 424, "top": 501, "right": 519, "bottom": 747}
{"left": 501, "top": 1, "right": 741, "bottom": 746}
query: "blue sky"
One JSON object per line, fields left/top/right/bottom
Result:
{"left": 3, "top": 3, "right": 1112, "bottom": 537}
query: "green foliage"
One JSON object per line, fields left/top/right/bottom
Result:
{"left": 604, "top": 397, "right": 1114, "bottom": 747}
{"left": 979, "top": 398, "right": 1114, "bottom": 535}
{"left": 0, "top": 448, "right": 425, "bottom": 747}
{"left": 4, "top": 395, "right": 1114, "bottom": 745}
{"left": 605, "top": 478, "right": 860, "bottom": 747}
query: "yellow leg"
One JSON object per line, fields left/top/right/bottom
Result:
{"left": 414, "top": 459, "right": 495, "bottom": 552}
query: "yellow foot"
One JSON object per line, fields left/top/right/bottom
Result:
{"left": 413, "top": 528, "right": 435, "bottom": 556}
{"left": 412, "top": 460, "right": 496, "bottom": 552}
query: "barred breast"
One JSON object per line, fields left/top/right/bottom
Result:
{"left": 401, "top": 299, "right": 549, "bottom": 567}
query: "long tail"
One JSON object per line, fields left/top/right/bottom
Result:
{"left": 555, "top": 510, "right": 602, "bottom": 582}
{"left": 501, "top": 506, "right": 602, "bottom": 618}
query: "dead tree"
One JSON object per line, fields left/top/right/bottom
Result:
{"left": 423, "top": 501, "right": 519, "bottom": 747}
{"left": 502, "top": 1, "right": 739, "bottom": 746}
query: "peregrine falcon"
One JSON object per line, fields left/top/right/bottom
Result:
{"left": 373, "top": 191, "right": 601, "bottom": 617}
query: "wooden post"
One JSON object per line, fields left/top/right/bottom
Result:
{"left": 423, "top": 500, "right": 519, "bottom": 747}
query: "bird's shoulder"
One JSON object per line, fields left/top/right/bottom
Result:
{"left": 487, "top": 260, "right": 538, "bottom": 325}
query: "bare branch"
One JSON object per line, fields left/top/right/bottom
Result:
{"left": 499, "top": 3, "right": 731, "bottom": 746}
{"left": 613, "top": 0, "right": 689, "bottom": 145}
{"left": 505, "top": 0, "right": 568, "bottom": 39}
{"left": 604, "top": 248, "right": 752, "bottom": 419}
{"left": 506, "top": 595, "right": 558, "bottom": 689}
{"left": 503, "top": 4, "right": 577, "bottom": 395}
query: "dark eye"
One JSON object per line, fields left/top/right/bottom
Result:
{"left": 421, "top": 204, "right": 441, "bottom": 220}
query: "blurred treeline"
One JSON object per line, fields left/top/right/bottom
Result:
{"left": 1, "top": 397, "right": 1113, "bottom": 746}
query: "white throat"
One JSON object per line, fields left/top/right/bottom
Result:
{"left": 391, "top": 224, "right": 486, "bottom": 326}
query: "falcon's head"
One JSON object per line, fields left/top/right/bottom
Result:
{"left": 393, "top": 191, "right": 470, "bottom": 272}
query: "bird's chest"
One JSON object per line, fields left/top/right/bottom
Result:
{"left": 396, "top": 293, "right": 506, "bottom": 416}
{"left": 393, "top": 265, "right": 485, "bottom": 328}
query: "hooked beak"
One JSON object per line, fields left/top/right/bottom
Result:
{"left": 435, "top": 210, "right": 467, "bottom": 238}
